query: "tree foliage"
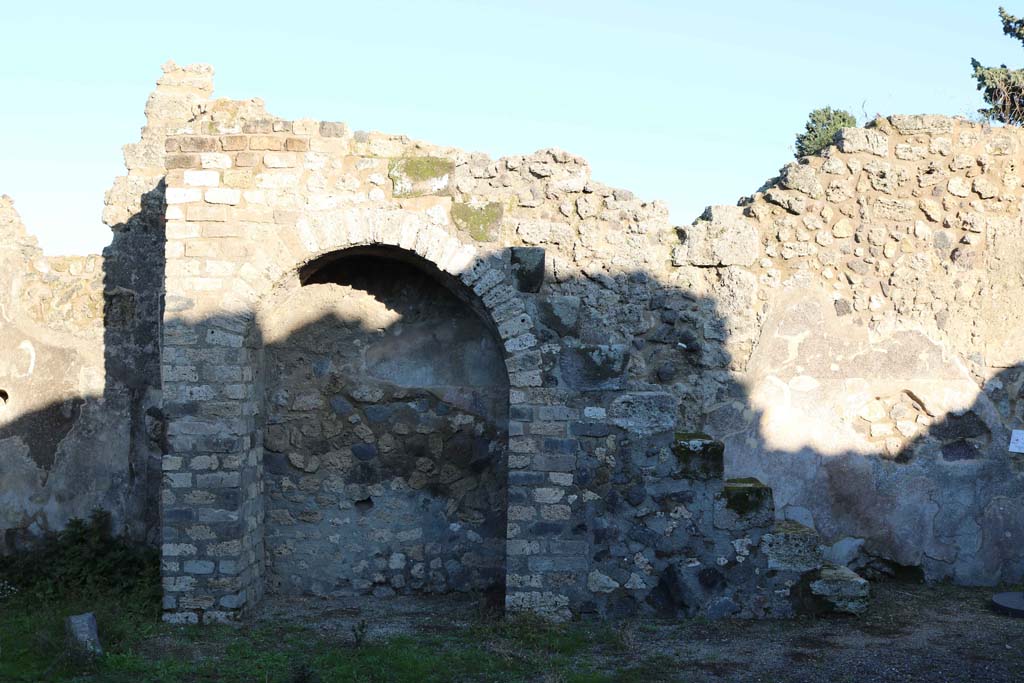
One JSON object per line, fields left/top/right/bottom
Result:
{"left": 972, "top": 7, "right": 1024, "bottom": 124}
{"left": 794, "top": 107, "right": 857, "bottom": 158}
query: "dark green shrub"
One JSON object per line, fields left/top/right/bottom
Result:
{"left": 0, "top": 509, "right": 159, "bottom": 606}
{"left": 794, "top": 107, "right": 857, "bottom": 158}
{"left": 971, "top": 7, "right": 1024, "bottom": 124}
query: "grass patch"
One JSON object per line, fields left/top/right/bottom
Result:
{"left": 0, "top": 514, "right": 675, "bottom": 682}
{"left": 0, "top": 595, "right": 679, "bottom": 683}
{"left": 469, "top": 611, "right": 628, "bottom": 657}
{"left": 0, "top": 586, "right": 162, "bottom": 681}
{"left": 0, "top": 510, "right": 161, "bottom": 681}
{"left": 396, "top": 156, "right": 454, "bottom": 182}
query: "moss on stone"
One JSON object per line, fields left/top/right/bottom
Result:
{"left": 452, "top": 201, "right": 503, "bottom": 242}
{"left": 388, "top": 156, "right": 455, "bottom": 197}
{"left": 672, "top": 431, "right": 725, "bottom": 480}
{"left": 723, "top": 478, "right": 772, "bottom": 516}
{"left": 773, "top": 519, "right": 816, "bottom": 535}
{"left": 392, "top": 156, "right": 454, "bottom": 182}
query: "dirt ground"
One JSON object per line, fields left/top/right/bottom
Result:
{"left": 254, "top": 582, "right": 1024, "bottom": 683}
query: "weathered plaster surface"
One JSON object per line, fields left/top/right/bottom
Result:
{"left": 0, "top": 199, "right": 140, "bottom": 546}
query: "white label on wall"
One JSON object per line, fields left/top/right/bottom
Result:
{"left": 1009, "top": 430, "right": 1024, "bottom": 454}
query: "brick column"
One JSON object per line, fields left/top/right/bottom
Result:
{"left": 504, "top": 397, "right": 583, "bottom": 620}
{"left": 454, "top": 256, "right": 586, "bottom": 620}
{"left": 159, "top": 137, "right": 269, "bottom": 622}
{"left": 160, "top": 314, "right": 264, "bottom": 623}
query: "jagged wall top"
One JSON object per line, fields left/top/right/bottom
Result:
{"left": 103, "top": 62, "right": 219, "bottom": 230}
{"left": 0, "top": 196, "right": 40, "bottom": 253}
{"left": 678, "top": 113, "right": 1024, "bottom": 378}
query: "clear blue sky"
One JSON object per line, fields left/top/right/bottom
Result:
{"left": 0, "top": 1, "right": 1018, "bottom": 254}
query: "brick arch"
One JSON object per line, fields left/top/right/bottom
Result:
{"left": 256, "top": 240, "right": 520, "bottom": 602}
{"left": 257, "top": 211, "right": 541, "bottom": 377}
{"left": 161, "top": 201, "right": 580, "bottom": 623}
{"left": 258, "top": 223, "right": 559, "bottom": 603}
{"left": 160, "top": 150, "right": 585, "bottom": 618}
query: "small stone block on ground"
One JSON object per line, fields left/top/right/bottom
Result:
{"left": 809, "top": 564, "right": 870, "bottom": 615}
{"left": 65, "top": 612, "right": 103, "bottom": 656}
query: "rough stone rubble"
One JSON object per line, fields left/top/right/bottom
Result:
{"left": 0, "top": 62, "right": 1021, "bottom": 623}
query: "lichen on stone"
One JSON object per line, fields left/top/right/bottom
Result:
{"left": 723, "top": 478, "right": 772, "bottom": 515}
{"left": 388, "top": 156, "right": 454, "bottom": 197}
{"left": 672, "top": 431, "right": 725, "bottom": 480}
{"left": 451, "top": 201, "right": 503, "bottom": 242}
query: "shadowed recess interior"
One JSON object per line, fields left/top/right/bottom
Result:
{"left": 261, "top": 250, "right": 509, "bottom": 599}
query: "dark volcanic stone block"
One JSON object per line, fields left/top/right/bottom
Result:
{"left": 558, "top": 345, "right": 629, "bottom": 391}
{"left": 941, "top": 439, "right": 981, "bottom": 461}
{"left": 351, "top": 443, "right": 378, "bottom": 461}
{"left": 931, "top": 411, "right": 989, "bottom": 441}
{"left": 672, "top": 432, "right": 725, "bottom": 480}
{"left": 329, "top": 395, "right": 354, "bottom": 417}
{"left": 537, "top": 295, "right": 580, "bottom": 335}
{"left": 722, "top": 478, "right": 774, "bottom": 516}
{"left": 511, "top": 247, "right": 545, "bottom": 292}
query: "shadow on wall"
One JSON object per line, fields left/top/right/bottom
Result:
{"left": 174, "top": 252, "right": 1024, "bottom": 619}
{"left": 2, "top": 225, "right": 1023, "bottom": 599}
{"left": 256, "top": 249, "right": 510, "bottom": 599}
{"left": 720, "top": 287, "right": 1024, "bottom": 585}
{"left": 0, "top": 183, "right": 167, "bottom": 551}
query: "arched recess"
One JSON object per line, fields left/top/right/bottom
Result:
{"left": 160, "top": 207, "right": 564, "bottom": 623}
{"left": 254, "top": 244, "right": 520, "bottom": 602}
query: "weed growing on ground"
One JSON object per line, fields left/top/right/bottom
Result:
{"left": 352, "top": 618, "right": 368, "bottom": 646}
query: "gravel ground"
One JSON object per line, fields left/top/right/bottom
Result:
{"left": 254, "top": 582, "right": 1024, "bottom": 682}
{"left": 634, "top": 582, "right": 1024, "bottom": 683}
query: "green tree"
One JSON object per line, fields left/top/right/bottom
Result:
{"left": 971, "top": 7, "right": 1024, "bottom": 124}
{"left": 794, "top": 107, "right": 857, "bottom": 158}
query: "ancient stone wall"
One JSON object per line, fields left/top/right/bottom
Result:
{"left": 3, "top": 62, "right": 1023, "bottom": 623}
{"left": 154, "top": 69, "right": 1024, "bottom": 620}
{"left": 0, "top": 199, "right": 133, "bottom": 546}
{"left": 0, "top": 61, "right": 212, "bottom": 549}
{"left": 681, "top": 116, "right": 1024, "bottom": 586}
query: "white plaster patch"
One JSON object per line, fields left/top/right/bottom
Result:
{"left": 1009, "top": 430, "right": 1024, "bottom": 454}
{"left": 16, "top": 340, "right": 35, "bottom": 377}
{"left": 788, "top": 375, "right": 820, "bottom": 392}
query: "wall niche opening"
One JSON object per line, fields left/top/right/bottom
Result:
{"left": 261, "top": 248, "right": 509, "bottom": 604}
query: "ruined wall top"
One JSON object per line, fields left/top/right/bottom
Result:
{"left": 679, "top": 113, "right": 1024, "bottom": 379}
{"left": 1, "top": 195, "right": 40, "bottom": 254}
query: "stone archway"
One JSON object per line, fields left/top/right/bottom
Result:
{"left": 258, "top": 246, "right": 510, "bottom": 600}
{"left": 161, "top": 163, "right": 579, "bottom": 622}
